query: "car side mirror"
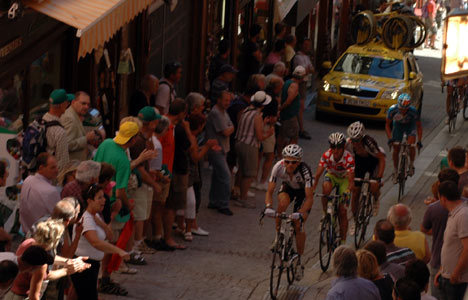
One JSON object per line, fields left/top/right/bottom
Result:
{"left": 409, "top": 72, "right": 416, "bottom": 80}
{"left": 322, "top": 61, "right": 332, "bottom": 70}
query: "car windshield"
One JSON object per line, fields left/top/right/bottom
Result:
{"left": 334, "top": 53, "right": 404, "bottom": 79}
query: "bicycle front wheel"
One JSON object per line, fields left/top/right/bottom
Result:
{"left": 286, "top": 242, "right": 299, "bottom": 284}
{"left": 354, "top": 193, "right": 368, "bottom": 249}
{"left": 270, "top": 234, "right": 284, "bottom": 300}
{"left": 319, "top": 215, "right": 333, "bottom": 272}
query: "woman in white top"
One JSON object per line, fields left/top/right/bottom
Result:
{"left": 71, "top": 184, "right": 129, "bottom": 300}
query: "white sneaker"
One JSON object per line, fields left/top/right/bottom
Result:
{"left": 247, "top": 190, "right": 255, "bottom": 197}
{"left": 250, "top": 181, "right": 258, "bottom": 190}
{"left": 191, "top": 227, "right": 209, "bottom": 236}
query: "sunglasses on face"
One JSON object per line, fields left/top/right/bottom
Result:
{"left": 284, "top": 160, "right": 299, "bottom": 165}
{"left": 330, "top": 145, "right": 344, "bottom": 149}
{"left": 351, "top": 138, "right": 361, "bottom": 142}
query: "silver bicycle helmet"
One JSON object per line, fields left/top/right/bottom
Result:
{"left": 328, "top": 132, "right": 346, "bottom": 147}
{"left": 282, "top": 144, "right": 303, "bottom": 159}
{"left": 347, "top": 121, "right": 365, "bottom": 140}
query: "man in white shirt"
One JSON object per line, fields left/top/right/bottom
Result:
{"left": 19, "top": 152, "right": 60, "bottom": 234}
{"left": 155, "top": 62, "right": 182, "bottom": 115}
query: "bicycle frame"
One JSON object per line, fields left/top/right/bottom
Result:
{"left": 394, "top": 134, "right": 411, "bottom": 201}
{"left": 354, "top": 174, "right": 378, "bottom": 248}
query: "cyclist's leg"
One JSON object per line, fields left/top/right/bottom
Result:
{"left": 337, "top": 177, "right": 349, "bottom": 242}
{"left": 321, "top": 173, "right": 334, "bottom": 212}
{"left": 352, "top": 155, "right": 366, "bottom": 218}
{"left": 446, "top": 84, "right": 453, "bottom": 117}
{"left": 392, "top": 124, "right": 403, "bottom": 173}
{"left": 369, "top": 156, "right": 381, "bottom": 200}
{"left": 293, "top": 191, "right": 307, "bottom": 256}
{"left": 277, "top": 187, "right": 292, "bottom": 231}
{"left": 407, "top": 129, "right": 417, "bottom": 167}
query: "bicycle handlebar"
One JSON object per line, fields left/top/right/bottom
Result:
{"left": 354, "top": 178, "right": 379, "bottom": 183}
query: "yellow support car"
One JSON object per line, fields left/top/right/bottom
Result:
{"left": 316, "top": 42, "right": 423, "bottom": 121}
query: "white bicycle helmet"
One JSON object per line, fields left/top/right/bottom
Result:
{"left": 282, "top": 144, "right": 303, "bottom": 159}
{"left": 347, "top": 121, "right": 365, "bottom": 140}
{"left": 328, "top": 132, "right": 346, "bottom": 147}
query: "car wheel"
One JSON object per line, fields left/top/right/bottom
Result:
{"left": 315, "top": 109, "right": 325, "bottom": 121}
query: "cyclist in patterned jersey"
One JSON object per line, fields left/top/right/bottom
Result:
{"left": 386, "top": 93, "right": 422, "bottom": 184}
{"left": 346, "top": 121, "right": 385, "bottom": 234}
{"left": 312, "top": 132, "right": 355, "bottom": 243}
{"left": 264, "top": 144, "right": 314, "bottom": 281}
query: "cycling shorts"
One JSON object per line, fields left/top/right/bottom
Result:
{"left": 391, "top": 123, "right": 416, "bottom": 142}
{"left": 278, "top": 183, "right": 306, "bottom": 212}
{"left": 324, "top": 173, "right": 349, "bottom": 204}
{"left": 354, "top": 155, "right": 379, "bottom": 187}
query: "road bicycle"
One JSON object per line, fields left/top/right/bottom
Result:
{"left": 317, "top": 185, "right": 348, "bottom": 272}
{"left": 354, "top": 173, "right": 379, "bottom": 249}
{"left": 395, "top": 134, "right": 411, "bottom": 202}
{"left": 260, "top": 210, "right": 302, "bottom": 300}
{"left": 444, "top": 82, "right": 467, "bottom": 133}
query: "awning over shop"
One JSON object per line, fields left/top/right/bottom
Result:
{"left": 24, "top": 0, "right": 153, "bottom": 59}
{"left": 276, "top": 0, "right": 297, "bottom": 21}
{"left": 283, "top": 0, "right": 317, "bottom": 26}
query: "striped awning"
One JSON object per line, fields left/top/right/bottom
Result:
{"left": 25, "top": 0, "right": 153, "bottom": 59}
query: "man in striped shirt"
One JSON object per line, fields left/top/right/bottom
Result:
{"left": 374, "top": 219, "right": 416, "bottom": 266}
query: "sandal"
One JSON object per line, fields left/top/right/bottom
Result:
{"left": 116, "top": 262, "right": 138, "bottom": 274}
{"left": 184, "top": 232, "right": 193, "bottom": 242}
{"left": 99, "top": 278, "right": 128, "bottom": 296}
{"left": 126, "top": 252, "right": 147, "bottom": 265}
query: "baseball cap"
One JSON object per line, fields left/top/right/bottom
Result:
{"left": 114, "top": 121, "right": 139, "bottom": 145}
{"left": 138, "top": 106, "right": 161, "bottom": 122}
{"left": 49, "top": 89, "right": 75, "bottom": 105}
{"left": 220, "top": 64, "right": 238, "bottom": 74}
{"left": 292, "top": 66, "right": 306, "bottom": 78}
{"left": 251, "top": 91, "right": 272, "bottom": 106}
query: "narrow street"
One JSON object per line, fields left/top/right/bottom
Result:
{"left": 102, "top": 48, "right": 448, "bottom": 300}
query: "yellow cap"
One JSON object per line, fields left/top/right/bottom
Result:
{"left": 113, "top": 121, "right": 139, "bottom": 145}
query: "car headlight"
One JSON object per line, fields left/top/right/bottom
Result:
{"left": 322, "top": 81, "right": 337, "bottom": 93}
{"left": 381, "top": 89, "right": 400, "bottom": 100}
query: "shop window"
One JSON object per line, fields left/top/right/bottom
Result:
{"left": 27, "top": 42, "right": 62, "bottom": 123}
{"left": 0, "top": 73, "right": 25, "bottom": 132}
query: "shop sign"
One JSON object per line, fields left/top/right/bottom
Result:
{"left": 0, "top": 37, "right": 22, "bottom": 59}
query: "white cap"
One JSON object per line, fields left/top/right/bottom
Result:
{"left": 292, "top": 65, "right": 306, "bottom": 77}
{"left": 251, "top": 91, "right": 272, "bottom": 106}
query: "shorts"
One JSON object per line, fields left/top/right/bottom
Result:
{"left": 391, "top": 123, "right": 416, "bottom": 142}
{"left": 279, "top": 116, "right": 299, "bottom": 140}
{"left": 129, "top": 183, "right": 153, "bottom": 221}
{"left": 154, "top": 181, "right": 170, "bottom": 204}
{"left": 261, "top": 124, "right": 276, "bottom": 153}
{"left": 166, "top": 173, "right": 189, "bottom": 210}
{"left": 425, "top": 17, "right": 437, "bottom": 35}
{"left": 354, "top": 155, "right": 379, "bottom": 186}
{"left": 278, "top": 184, "right": 306, "bottom": 212}
{"left": 235, "top": 141, "right": 259, "bottom": 177}
{"left": 111, "top": 219, "right": 126, "bottom": 243}
{"left": 298, "top": 81, "right": 308, "bottom": 99}
{"left": 324, "top": 173, "right": 349, "bottom": 204}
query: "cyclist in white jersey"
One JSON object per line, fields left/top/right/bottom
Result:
{"left": 264, "top": 144, "right": 314, "bottom": 280}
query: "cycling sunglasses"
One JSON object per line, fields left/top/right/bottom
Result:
{"left": 330, "top": 145, "right": 345, "bottom": 149}
{"left": 284, "top": 160, "right": 299, "bottom": 165}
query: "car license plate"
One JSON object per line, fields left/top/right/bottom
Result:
{"left": 343, "top": 98, "right": 370, "bottom": 107}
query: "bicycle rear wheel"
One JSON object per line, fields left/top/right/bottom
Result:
{"left": 463, "top": 92, "right": 468, "bottom": 120}
{"left": 398, "top": 155, "right": 407, "bottom": 202}
{"left": 270, "top": 234, "right": 284, "bottom": 300}
{"left": 319, "top": 215, "right": 333, "bottom": 272}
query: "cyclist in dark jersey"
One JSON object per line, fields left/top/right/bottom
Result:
{"left": 264, "top": 144, "right": 314, "bottom": 281}
{"left": 346, "top": 121, "right": 386, "bottom": 234}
